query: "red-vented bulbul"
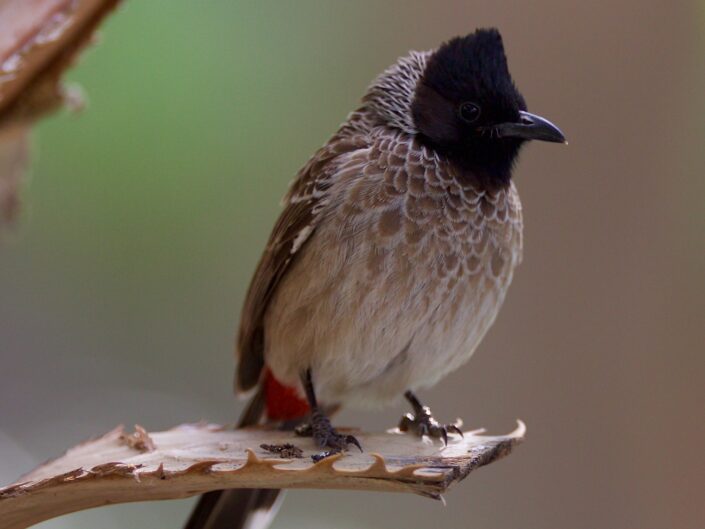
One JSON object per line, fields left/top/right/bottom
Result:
{"left": 186, "top": 27, "right": 565, "bottom": 529}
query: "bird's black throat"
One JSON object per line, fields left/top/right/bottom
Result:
{"left": 419, "top": 133, "right": 525, "bottom": 191}
{"left": 408, "top": 28, "right": 529, "bottom": 191}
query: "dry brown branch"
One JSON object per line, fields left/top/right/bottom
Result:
{"left": 0, "top": 421, "right": 525, "bottom": 529}
{"left": 0, "top": 0, "right": 121, "bottom": 226}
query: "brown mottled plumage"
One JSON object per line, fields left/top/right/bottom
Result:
{"left": 262, "top": 129, "right": 522, "bottom": 407}
{"left": 237, "top": 49, "right": 526, "bottom": 404}
{"left": 186, "top": 27, "right": 564, "bottom": 529}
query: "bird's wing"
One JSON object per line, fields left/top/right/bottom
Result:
{"left": 235, "top": 134, "right": 370, "bottom": 392}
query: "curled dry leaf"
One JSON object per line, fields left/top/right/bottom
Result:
{"left": 0, "top": 0, "right": 122, "bottom": 227}
{"left": 0, "top": 421, "right": 525, "bottom": 529}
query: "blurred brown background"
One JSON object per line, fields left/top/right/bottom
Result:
{"left": 1, "top": 1, "right": 704, "bottom": 528}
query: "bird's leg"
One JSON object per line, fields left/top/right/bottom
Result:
{"left": 398, "top": 390, "right": 464, "bottom": 446}
{"left": 295, "top": 369, "right": 362, "bottom": 457}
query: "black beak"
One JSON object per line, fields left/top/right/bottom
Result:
{"left": 495, "top": 110, "right": 566, "bottom": 143}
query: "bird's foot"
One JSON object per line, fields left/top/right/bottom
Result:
{"left": 295, "top": 411, "right": 362, "bottom": 459}
{"left": 398, "top": 405, "right": 463, "bottom": 446}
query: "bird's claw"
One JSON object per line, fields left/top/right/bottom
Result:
{"left": 398, "top": 406, "right": 463, "bottom": 446}
{"left": 313, "top": 425, "right": 362, "bottom": 452}
{"left": 295, "top": 413, "right": 363, "bottom": 458}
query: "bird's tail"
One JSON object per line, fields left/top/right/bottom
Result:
{"left": 183, "top": 371, "right": 310, "bottom": 529}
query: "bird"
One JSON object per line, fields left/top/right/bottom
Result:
{"left": 185, "top": 27, "right": 565, "bottom": 529}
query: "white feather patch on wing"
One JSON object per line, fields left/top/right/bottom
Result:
{"left": 290, "top": 224, "right": 313, "bottom": 254}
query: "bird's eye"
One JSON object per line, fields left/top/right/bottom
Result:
{"left": 459, "top": 102, "right": 481, "bottom": 123}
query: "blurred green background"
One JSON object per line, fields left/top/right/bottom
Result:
{"left": 1, "top": 1, "right": 704, "bottom": 528}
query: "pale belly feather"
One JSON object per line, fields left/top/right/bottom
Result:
{"left": 264, "top": 177, "right": 522, "bottom": 408}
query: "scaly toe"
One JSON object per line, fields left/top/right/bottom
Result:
{"left": 315, "top": 429, "right": 362, "bottom": 451}
{"left": 310, "top": 411, "right": 363, "bottom": 452}
{"left": 310, "top": 432, "right": 362, "bottom": 462}
{"left": 398, "top": 410, "right": 463, "bottom": 445}
{"left": 447, "top": 424, "right": 464, "bottom": 438}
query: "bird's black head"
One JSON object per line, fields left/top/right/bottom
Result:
{"left": 411, "top": 28, "right": 564, "bottom": 189}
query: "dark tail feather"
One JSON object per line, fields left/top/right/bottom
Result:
{"left": 184, "top": 488, "right": 284, "bottom": 529}
{"left": 184, "top": 387, "right": 285, "bottom": 529}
